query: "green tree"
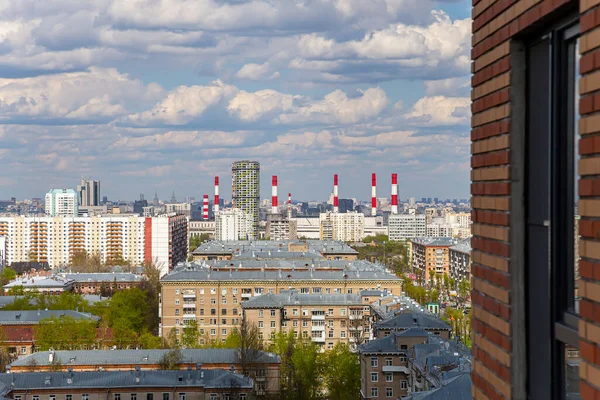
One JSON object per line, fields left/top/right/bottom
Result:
{"left": 140, "top": 332, "right": 164, "bottom": 349}
{"left": 0, "top": 267, "right": 16, "bottom": 286}
{"left": 7, "top": 285, "right": 25, "bottom": 296}
{"left": 428, "top": 288, "right": 440, "bottom": 303}
{"left": 159, "top": 348, "right": 183, "bottom": 370}
{"left": 181, "top": 320, "right": 200, "bottom": 349}
{"left": 322, "top": 343, "right": 360, "bottom": 400}
{"left": 290, "top": 340, "right": 323, "bottom": 400}
{"left": 458, "top": 278, "right": 470, "bottom": 306}
{"left": 235, "top": 315, "right": 264, "bottom": 376}
{"left": 34, "top": 315, "right": 97, "bottom": 351}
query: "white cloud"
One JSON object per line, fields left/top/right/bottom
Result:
{"left": 125, "top": 80, "right": 238, "bottom": 126}
{"left": 235, "top": 62, "right": 276, "bottom": 80}
{"left": 424, "top": 77, "right": 470, "bottom": 96}
{"left": 113, "top": 130, "right": 254, "bottom": 149}
{"left": 0, "top": 67, "right": 163, "bottom": 121}
{"left": 403, "top": 96, "right": 471, "bottom": 126}
{"left": 228, "top": 90, "right": 295, "bottom": 122}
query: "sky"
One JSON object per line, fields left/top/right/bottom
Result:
{"left": 0, "top": 0, "right": 472, "bottom": 203}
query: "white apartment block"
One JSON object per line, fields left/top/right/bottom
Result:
{"left": 0, "top": 214, "right": 187, "bottom": 276}
{"left": 293, "top": 218, "right": 320, "bottom": 239}
{"left": 388, "top": 213, "right": 427, "bottom": 241}
{"left": 215, "top": 209, "right": 254, "bottom": 241}
{"left": 45, "top": 189, "right": 78, "bottom": 217}
{"left": 319, "top": 212, "right": 365, "bottom": 242}
{"left": 165, "top": 203, "right": 191, "bottom": 217}
{"left": 364, "top": 216, "right": 388, "bottom": 238}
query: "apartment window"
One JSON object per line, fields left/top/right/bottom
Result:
{"left": 222, "top": 309, "right": 227, "bottom": 315}
{"left": 175, "top": 309, "right": 180, "bottom": 316}
{"left": 239, "top": 395, "right": 246, "bottom": 400}
{"left": 50, "top": 396, "right": 56, "bottom": 400}
{"left": 303, "top": 320, "right": 308, "bottom": 327}
{"left": 222, "top": 328, "right": 227, "bottom": 336}
{"left": 329, "top": 330, "right": 334, "bottom": 338}
{"left": 211, "top": 298, "right": 216, "bottom": 305}
{"left": 233, "top": 308, "right": 238, "bottom": 315}
{"left": 33, "top": 396, "right": 39, "bottom": 400}
{"left": 211, "top": 309, "right": 216, "bottom": 315}
{"left": 258, "top": 321, "right": 264, "bottom": 328}
{"left": 401, "top": 381, "right": 408, "bottom": 389}
{"left": 82, "top": 396, "right": 89, "bottom": 400}
{"left": 328, "top": 308, "right": 334, "bottom": 316}
{"left": 385, "top": 358, "right": 393, "bottom": 366}
{"left": 270, "top": 309, "right": 276, "bottom": 317}
{"left": 210, "top": 329, "right": 216, "bottom": 336}
{"left": 400, "top": 356, "right": 407, "bottom": 362}
{"left": 386, "top": 388, "right": 393, "bottom": 397}
{"left": 258, "top": 310, "right": 264, "bottom": 318}
{"left": 385, "top": 373, "right": 393, "bottom": 382}
{"left": 175, "top": 289, "right": 180, "bottom": 295}
{"left": 178, "top": 394, "right": 185, "bottom": 400}
{"left": 20, "top": 346, "right": 26, "bottom": 355}
{"left": 175, "top": 299, "right": 180, "bottom": 305}
{"left": 130, "top": 395, "right": 136, "bottom": 400}
{"left": 115, "top": 395, "right": 121, "bottom": 400}
{"left": 222, "top": 298, "right": 227, "bottom": 304}
{"left": 162, "top": 394, "right": 169, "bottom": 400}
{"left": 293, "top": 309, "right": 298, "bottom": 316}
{"left": 524, "top": 15, "right": 580, "bottom": 400}
{"left": 293, "top": 321, "right": 298, "bottom": 327}
{"left": 327, "top": 342, "right": 333, "bottom": 350}
{"left": 370, "top": 388, "right": 378, "bottom": 397}
{"left": 370, "top": 357, "right": 378, "bottom": 367}
{"left": 271, "top": 321, "right": 276, "bottom": 328}
{"left": 340, "top": 331, "right": 346, "bottom": 338}
{"left": 340, "top": 308, "right": 346, "bottom": 316}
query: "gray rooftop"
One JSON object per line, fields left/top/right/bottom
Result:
{"left": 397, "top": 326, "right": 430, "bottom": 337}
{"left": 411, "top": 237, "right": 458, "bottom": 247}
{"left": 10, "top": 349, "right": 280, "bottom": 368}
{"left": 192, "top": 240, "right": 358, "bottom": 256}
{"left": 63, "top": 273, "right": 144, "bottom": 283}
{"left": 358, "top": 335, "right": 401, "bottom": 355}
{"left": 242, "top": 292, "right": 363, "bottom": 308}
{"left": 0, "top": 310, "right": 99, "bottom": 325}
{"left": 0, "top": 295, "right": 107, "bottom": 308}
{"left": 0, "top": 369, "right": 253, "bottom": 390}
{"left": 4, "top": 276, "right": 74, "bottom": 289}
{"left": 406, "top": 374, "right": 472, "bottom": 400}
{"left": 186, "top": 258, "right": 382, "bottom": 271}
{"left": 450, "top": 238, "right": 472, "bottom": 254}
{"left": 376, "top": 312, "right": 451, "bottom": 331}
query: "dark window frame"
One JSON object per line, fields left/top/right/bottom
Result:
{"left": 524, "top": 12, "right": 580, "bottom": 400}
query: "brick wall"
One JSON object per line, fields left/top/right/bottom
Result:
{"left": 470, "top": 0, "right": 580, "bottom": 398}
{"left": 578, "top": 0, "right": 600, "bottom": 396}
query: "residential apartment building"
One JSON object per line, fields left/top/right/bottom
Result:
{"left": 231, "top": 160, "right": 260, "bottom": 238}
{"left": 0, "top": 214, "right": 187, "bottom": 276}
{"left": 410, "top": 238, "right": 456, "bottom": 282}
{"left": 188, "top": 220, "right": 216, "bottom": 241}
{"left": 215, "top": 209, "right": 254, "bottom": 241}
{"left": 242, "top": 291, "right": 372, "bottom": 350}
{"left": 266, "top": 214, "right": 297, "bottom": 241}
{"left": 45, "top": 189, "right": 78, "bottom": 217}
{"left": 0, "top": 369, "right": 253, "bottom": 400}
{"left": 292, "top": 217, "right": 320, "bottom": 239}
{"left": 3, "top": 275, "right": 75, "bottom": 295}
{"left": 373, "top": 311, "right": 451, "bottom": 339}
{"left": 319, "top": 211, "right": 365, "bottom": 242}
{"left": 159, "top": 259, "right": 402, "bottom": 342}
{"left": 77, "top": 178, "right": 101, "bottom": 207}
{"left": 449, "top": 239, "right": 471, "bottom": 282}
{"left": 165, "top": 203, "right": 192, "bottom": 217}
{"left": 63, "top": 273, "right": 144, "bottom": 294}
{"left": 10, "top": 349, "right": 281, "bottom": 397}
{"left": 388, "top": 213, "right": 426, "bottom": 241}
{"left": 364, "top": 216, "right": 387, "bottom": 238}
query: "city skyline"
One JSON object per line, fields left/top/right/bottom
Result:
{"left": 0, "top": 0, "right": 471, "bottom": 200}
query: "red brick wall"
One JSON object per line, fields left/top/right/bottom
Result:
{"left": 578, "top": 0, "right": 600, "bottom": 396}
{"left": 470, "top": 0, "right": 582, "bottom": 398}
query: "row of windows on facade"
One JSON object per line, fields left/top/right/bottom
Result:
{"left": 173, "top": 287, "right": 387, "bottom": 296}
{"left": 174, "top": 317, "right": 359, "bottom": 331}
{"left": 15, "top": 394, "right": 246, "bottom": 400}
{"left": 368, "top": 387, "right": 401, "bottom": 397}
{"left": 174, "top": 327, "right": 359, "bottom": 341}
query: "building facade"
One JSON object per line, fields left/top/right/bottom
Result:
{"left": 231, "top": 161, "right": 260, "bottom": 239}
{"left": 266, "top": 214, "right": 297, "bottom": 241}
{"left": 388, "top": 213, "right": 427, "bottom": 241}
{"left": 45, "top": 189, "right": 78, "bottom": 217}
{"left": 189, "top": 220, "right": 216, "bottom": 240}
{"left": 410, "top": 238, "right": 455, "bottom": 282}
{"left": 319, "top": 212, "right": 365, "bottom": 242}
{"left": 0, "top": 214, "right": 187, "bottom": 275}
{"left": 215, "top": 209, "right": 254, "bottom": 241}
{"left": 77, "top": 178, "right": 101, "bottom": 207}
{"left": 449, "top": 239, "right": 471, "bottom": 283}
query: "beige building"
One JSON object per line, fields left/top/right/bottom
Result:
{"left": 319, "top": 212, "right": 365, "bottom": 242}
{"left": 410, "top": 238, "right": 456, "bottom": 282}
{"left": 265, "top": 214, "right": 297, "bottom": 241}
{"left": 242, "top": 291, "right": 372, "bottom": 350}
{"left": 159, "top": 263, "right": 402, "bottom": 343}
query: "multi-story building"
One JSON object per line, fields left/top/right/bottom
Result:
{"left": 0, "top": 369, "right": 254, "bottom": 400}
{"left": 215, "top": 209, "right": 254, "bottom": 241}
{"left": 388, "top": 213, "right": 426, "bottom": 241}
{"left": 319, "top": 211, "right": 365, "bottom": 242}
{"left": 77, "top": 177, "right": 101, "bottom": 207}
{"left": 45, "top": 189, "right": 78, "bottom": 217}
{"left": 410, "top": 238, "right": 456, "bottom": 282}
{"left": 63, "top": 273, "right": 144, "bottom": 294}
{"left": 242, "top": 291, "right": 371, "bottom": 350}
{"left": 159, "top": 258, "right": 402, "bottom": 343}
{"left": 266, "top": 214, "right": 297, "bottom": 241}
{"left": 364, "top": 216, "right": 387, "bottom": 238}
{"left": 292, "top": 217, "right": 320, "bottom": 239}
{"left": 3, "top": 275, "right": 75, "bottom": 295}
{"left": 231, "top": 160, "right": 260, "bottom": 239}
{"left": 10, "top": 349, "right": 281, "bottom": 397}
{"left": 449, "top": 238, "right": 471, "bottom": 282}
{"left": 0, "top": 214, "right": 187, "bottom": 276}
{"left": 165, "top": 203, "right": 192, "bottom": 217}
{"left": 188, "top": 220, "right": 216, "bottom": 241}
{"left": 373, "top": 311, "right": 451, "bottom": 339}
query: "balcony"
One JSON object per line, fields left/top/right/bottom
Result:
{"left": 311, "top": 325, "right": 325, "bottom": 331}
{"left": 311, "top": 336, "right": 326, "bottom": 343}
{"left": 382, "top": 366, "right": 409, "bottom": 374}
{"left": 183, "top": 313, "right": 196, "bottom": 319}
{"left": 183, "top": 293, "right": 196, "bottom": 299}
{"left": 311, "top": 315, "right": 325, "bottom": 320}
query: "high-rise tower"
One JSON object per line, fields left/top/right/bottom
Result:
{"left": 77, "top": 177, "right": 101, "bottom": 207}
{"left": 232, "top": 160, "right": 260, "bottom": 239}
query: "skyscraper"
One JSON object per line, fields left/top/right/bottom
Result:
{"left": 77, "top": 177, "right": 101, "bottom": 207}
{"left": 231, "top": 160, "right": 260, "bottom": 238}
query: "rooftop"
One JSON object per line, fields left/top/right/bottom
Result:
{"left": 0, "top": 310, "right": 99, "bottom": 325}
{"left": 242, "top": 292, "right": 363, "bottom": 308}
{"left": 411, "top": 237, "right": 458, "bottom": 247}
{"left": 406, "top": 374, "right": 472, "bottom": 400}
{"left": 10, "top": 349, "right": 280, "bottom": 368}
{"left": 450, "top": 238, "right": 472, "bottom": 254}
{"left": 375, "top": 312, "right": 451, "bottom": 331}
{"left": 0, "top": 369, "right": 253, "bottom": 390}
{"left": 4, "top": 275, "right": 75, "bottom": 289}
{"left": 62, "top": 273, "right": 144, "bottom": 283}
{"left": 191, "top": 240, "right": 358, "bottom": 256}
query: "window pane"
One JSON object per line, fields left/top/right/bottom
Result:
{"left": 573, "top": 37, "right": 581, "bottom": 316}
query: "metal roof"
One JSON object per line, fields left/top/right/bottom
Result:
{"left": 191, "top": 240, "right": 358, "bottom": 256}
{"left": 0, "top": 369, "right": 253, "bottom": 390}
{"left": 0, "top": 310, "right": 99, "bottom": 325}
{"left": 450, "top": 238, "right": 472, "bottom": 254}
{"left": 410, "top": 237, "right": 458, "bottom": 247}
{"left": 242, "top": 292, "right": 363, "bottom": 308}
{"left": 397, "top": 326, "right": 430, "bottom": 337}
{"left": 10, "top": 349, "right": 280, "bottom": 368}
{"left": 358, "top": 335, "right": 401, "bottom": 355}
{"left": 406, "top": 374, "right": 472, "bottom": 400}
{"left": 63, "top": 273, "right": 143, "bottom": 283}
{"left": 375, "top": 312, "right": 451, "bottom": 331}
{"left": 4, "top": 276, "right": 74, "bottom": 289}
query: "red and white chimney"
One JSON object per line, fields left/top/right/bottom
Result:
{"left": 203, "top": 194, "right": 209, "bottom": 220}
{"left": 391, "top": 173, "right": 398, "bottom": 214}
{"left": 271, "top": 176, "right": 278, "bottom": 214}
{"left": 214, "top": 176, "right": 219, "bottom": 216}
{"left": 371, "top": 173, "right": 377, "bottom": 216}
{"left": 288, "top": 193, "right": 292, "bottom": 219}
{"left": 333, "top": 174, "right": 339, "bottom": 213}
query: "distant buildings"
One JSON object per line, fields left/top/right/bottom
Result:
{"left": 410, "top": 238, "right": 457, "bottom": 282}
{"left": 0, "top": 214, "right": 188, "bottom": 276}
{"left": 266, "top": 213, "right": 297, "bottom": 240}
{"left": 232, "top": 160, "right": 260, "bottom": 239}
{"left": 449, "top": 239, "right": 472, "bottom": 282}
{"left": 77, "top": 177, "right": 101, "bottom": 207}
{"left": 165, "top": 202, "right": 192, "bottom": 217}
{"left": 45, "top": 189, "right": 78, "bottom": 216}
{"left": 188, "top": 220, "right": 216, "bottom": 241}
{"left": 292, "top": 217, "right": 320, "bottom": 239}
{"left": 215, "top": 208, "right": 254, "bottom": 240}
{"left": 388, "top": 212, "right": 427, "bottom": 240}
{"left": 319, "top": 211, "right": 365, "bottom": 242}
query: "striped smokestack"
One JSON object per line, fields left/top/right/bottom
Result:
{"left": 203, "top": 194, "right": 209, "bottom": 220}
{"left": 391, "top": 173, "right": 398, "bottom": 214}
{"left": 333, "top": 174, "right": 339, "bottom": 213}
{"left": 288, "top": 193, "right": 292, "bottom": 219}
{"left": 214, "top": 176, "right": 219, "bottom": 215}
{"left": 371, "top": 173, "right": 377, "bottom": 216}
{"left": 271, "top": 176, "right": 278, "bottom": 214}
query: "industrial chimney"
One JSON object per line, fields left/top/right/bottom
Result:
{"left": 288, "top": 193, "right": 292, "bottom": 220}
{"left": 271, "top": 176, "right": 278, "bottom": 214}
{"left": 391, "top": 173, "right": 398, "bottom": 214}
{"left": 214, "top": 177, "right": 219, "bottom": 215}
{"left": 333, "top": 174, "right": 339, "bottom": 213}
{"left": 203, "top": 194, "right": 209, "bottom": 220}
{"left": 371, "top": 173, "right": 377, "bottom": 216}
